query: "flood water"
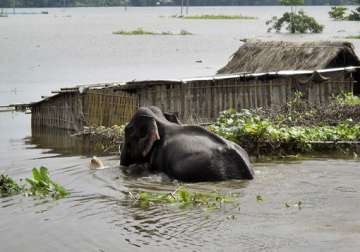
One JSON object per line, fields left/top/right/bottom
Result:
{"left": 1, "top": 6, "right": 360, "bottom": 251}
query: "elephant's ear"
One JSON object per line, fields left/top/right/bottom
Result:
{"left": 139, "top": 117, "right": 160, "bottom": 157}
{"left": 164, "top": 112, "right": 181, "bottom": 125}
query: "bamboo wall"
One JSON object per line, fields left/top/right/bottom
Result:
{"left": 31, "top": 92, "right": 84, "bottom": 131}
{"left": 31, "top": 89, "right": 138, "bottom": 131}
{"left": 31, "top": 71, "right": 354, "bottom": 131}
{"left": 136, "top": 72, "right": 353, "bottom": 123}
{"left": 82, "top": 88, "right": 138, "bottom": 127}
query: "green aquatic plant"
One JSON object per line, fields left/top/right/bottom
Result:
{"left": 209, "top": 108, "right": 360, "bottom": 155}
{"left": 113, "top": 28, "right": 192, "bottom": 36}
{"left": 1, "top": 167, "right": 68, "bottom": 199}
{"left": 179, "top": 14, "right": 257, "bottom": 20}
{"left": 0, "top": 174, "right": 22, "bottom": 197}
{"left": 128, "top": 186, "right": 235, "bottom": 210}
{"left": 345, "top": 34, "right": 360, "bottom": 39}
{"left": 336, "top": 92, "right": 360, "bottom": 105}
{"left": 25, "top": 167, "right": 68, "bottom": 199}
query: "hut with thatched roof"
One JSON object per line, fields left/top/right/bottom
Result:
{"left": 217, "top": 40, "right": 360, "bottom": 93}
{"left": 29, "top": 41, "right": 360, "bottom": 131}
{"left": 218, "top": 41, "right": 360, "bottom": 74}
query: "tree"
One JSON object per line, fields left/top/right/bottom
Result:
{"left": 328, "top": 6, "right": 348, "bottom": 20}
{"left": 266, "top": 0, "right": 324, "bottom": 33}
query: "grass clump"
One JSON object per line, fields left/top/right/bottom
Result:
{"left": 113, "top": 28, "right": 192, "bottom": 36}
{"left": 0, "top": 167, "right": 68, "bottom": 199}
{"left": 0, "top": 174, "right": 22, "bottom": 197}
{"left": 128, "top": 186, "right": 235, "bottom": 210}
{"left": 179, "top": 14, "right": 257, "bottom": 20}
{"left": 345, "top": 34, "right": 360, "bottom": 39}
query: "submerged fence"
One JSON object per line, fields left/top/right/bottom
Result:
{"left": 31, "top": 88, "right": 139, "bottom": 131}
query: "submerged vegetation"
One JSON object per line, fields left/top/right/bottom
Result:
{"left": 113, "top": 28, "right": 192, "bottom": 36}
{"left": 345, "top": 34, "right": 360, "bottom": 39}
{"left": 329, "top": 6, "right": 360, "bottom": 21}
{"left": 128, "top": 186, "right": 236, "bottom": 210}
{"left": 0, "top": 167, "right": 68, "bottom": 199}
{"left": 72, "top": 125, "right": 125, "bottom": 153}
{"left": 0, "top": 174, "right": 22, "bottom": 197}
{"left": 266, "top": 10, "right": 324, "bottom": 33}
{"left": 209, "top": 92, "right": 360, "bottom": 156}
{"left": 328, "top": 6, "right": 348, "bottom": 20}
{"left": 177, "top": 14, "right": 257, "bottom": 20}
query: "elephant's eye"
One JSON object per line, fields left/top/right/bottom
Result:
{"left": 139, "top": 126, "right": 147, "bottom": 138}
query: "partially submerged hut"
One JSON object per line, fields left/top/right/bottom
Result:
{"left": 31, "top": 66, "right": 360, "bottom": 131}
{"left": 30, "top": 40, "right": 360, "bottom": 131}
{"left": 217, "top": 40, "right": 360, "bottom": 93}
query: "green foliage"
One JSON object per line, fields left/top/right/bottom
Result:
{"left": 280, "top": 0, "right": 304, "bottom": 5}
{"left": 329, "top": 6, "right": 360, "bottom": 21}
{"left": 1, "top": 167, "right": 68, "bottom": 199}
{"left": 346, "top": 34, "right": 360, "bottom": 39}
{"left": 25, "top": 167, "right": 68, "bottom": 199}
{"left": 209, "top": 96, "right": 360, "bottom": 155}
{"left": 329, "top": 6, "right": 348, "bottom": 20}
{"left": 128, "top": 186, "right": 235, "bottom": 209}
{"left": 0, "top": 174, "right": 22, "bottom": 197}
{"left": 180, "top": 14, "right": 257, "bottom": 20}
{"left": 266, "top": 10, "right": 324, "bottom": 33}
{"left": 336, "top": 92, "right": 360, "bottom": 105}
{"left": 348, "top": 7, "right": 360, "bottom": 21}
{"left": 113, "top": 28, "right": 192, "bottom": 36}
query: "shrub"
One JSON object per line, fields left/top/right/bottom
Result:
{"left": 329, "top": 6, "right": 348, "bottom": 20}
{"left": 266, "top": 10, "right": 324, "bottom": 33}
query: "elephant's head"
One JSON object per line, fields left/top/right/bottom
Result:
{"left": 120, "top": 107, "right": 180, "bottom": 167}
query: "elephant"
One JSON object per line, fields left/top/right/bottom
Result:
{"left": 120, "top": 106, "right": 254, "bottom": 182}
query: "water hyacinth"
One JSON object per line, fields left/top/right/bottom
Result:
{"left": 0, "top": 174, "right": 22, "bottom": 197}
{"left": 0, "top": 167, "right": 69, "bottom": 200}
{"left": 209, "top": 109, "right": 360, "bottom": 155}
{"left": 128, "top": 186, "right": 235, "bottom": 210}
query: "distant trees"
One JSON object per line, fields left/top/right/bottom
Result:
{"left": 329, "top": 6, "right": 348, "bottom": 19}
{"left": 267, "top": 0, "right": 324, "bottom": 33}
{"left": 328, "top": 3, "right": 360, "bottom": 21}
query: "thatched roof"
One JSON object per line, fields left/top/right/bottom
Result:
{"left": 217, "top": 41, "right": 360, "bottom": 74}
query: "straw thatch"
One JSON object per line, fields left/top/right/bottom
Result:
{"left": 217, "top": 41, "right": 360, "bottom": 74}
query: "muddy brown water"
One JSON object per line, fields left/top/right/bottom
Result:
{"left": 1, "top": 6, "right": 360, "bottom": 251}
{"left": 2, "top": 111, "right": 360, "bottom": 251}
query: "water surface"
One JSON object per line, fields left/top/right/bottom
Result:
{"left": 1, "top": 6, "right": 360, "bottom": 251}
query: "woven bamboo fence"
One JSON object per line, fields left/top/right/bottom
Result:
{"left": 133, "top": 71, "right": 354, "bottom": 124}
{"left": 83, "top": 89, "right": 138, "bottom": 127}
{"left": 31, "top": 89, "right": 138, "bottom": 131}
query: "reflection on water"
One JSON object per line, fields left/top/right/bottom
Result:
{"left": 27, "top": 126, "right": 115, "bottom": 157}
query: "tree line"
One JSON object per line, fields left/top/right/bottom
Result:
{"left": 0, "top": 0, "right": 357, "bottom": 8}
